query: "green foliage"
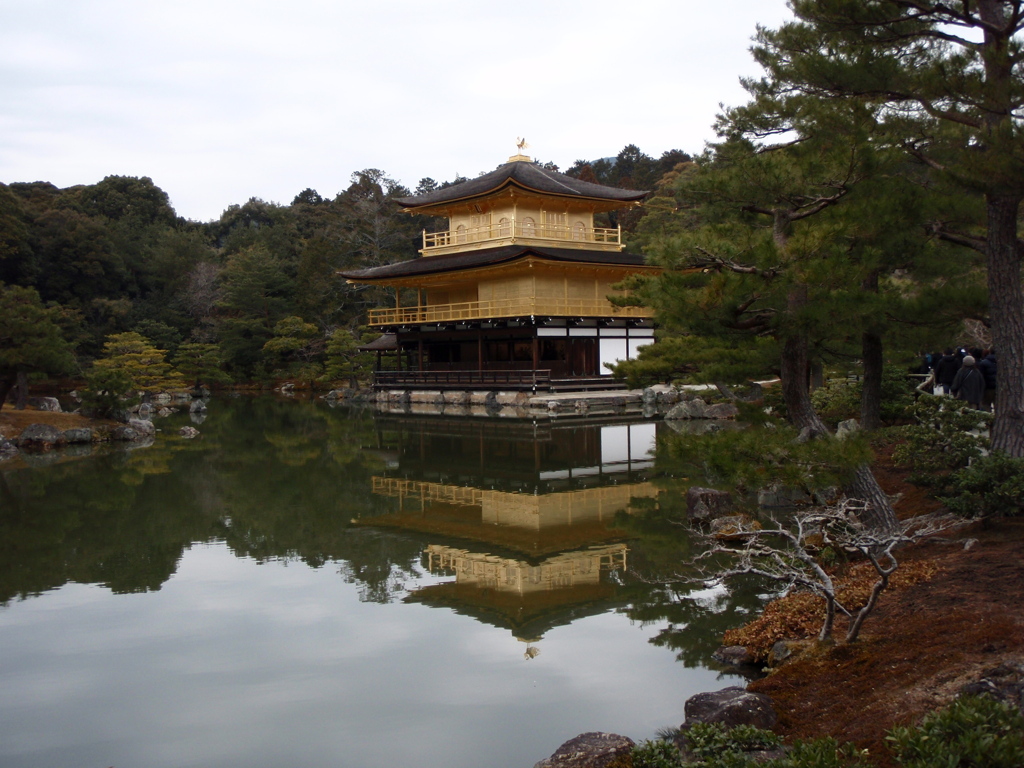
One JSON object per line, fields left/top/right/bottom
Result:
{"left": 887, "top": 695, "right": 1024, "bottom": 768}
{"left": 323, "top": 328, "right": 373, "bottom": 387}
{"left": 172, "top": 343, "right": 231, "bottom": 388}
{"left": 610, "top": 334, "right": 779, "bottom": 389}
{"left": 0, "top": 283, "right": 77, "bottom": 386}
{"left": 80, "top": 367, "right": 138, "bottom": 418}
{"left": 661, "top": 423, "right": 871, "bottom": 497}
{"left": 891, "top": 397, "right": 991, "bottom": 486}
{"left": 633, "top": 723, "right": 867, "bottom": 768}
{"left": 686, "top": 722, "right": 782, "bottom": 761}
{"left": 811, "top": 369, "right": 915, "bottom": 428}
{"left": 941, "top": 453, "right": 1024, "bottom": 519}
{"left": 632, "top": 739, "right": 685, "bottom": 768}
{"left": 92, "top": 331, "right": 184, "bottom": 393}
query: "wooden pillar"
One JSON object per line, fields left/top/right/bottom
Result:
{"left": 478, "top": 330, "right": 484, "bottom": 371}
{"left": 417, "top": 339, "right": 424, "bottom": 372}
{"left": 531, "top": 334, "right": 539, "bottom": 374}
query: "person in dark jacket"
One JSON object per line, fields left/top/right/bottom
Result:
{"left": 934, "top": 349, "right": 961, "bottom": 396}
{"left": 978, "top": 350, "right": 997, "bottom": 411}
{"left": 951, "top": 355, "right": 986, "bottom": 409}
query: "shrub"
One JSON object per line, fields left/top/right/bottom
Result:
{"left": 80, "top": 367, "right": 138, "bottom": 418}
{"left": 891, "top": 397, "right": 991, "bottom": 486}
{"left": 886, "top": 695, "right": 1024, "bottom": 768}
{"left": 686, "top": 722, "right": 782, "bottom": 761}
{"left": 941, "top": 452, "right": 1024, "bottom": 518}
{"left": 811, "top": 368, "right": 916, "bottom": 428}
{"left": 632, "top": 739, "right": 684, "bottom": 768}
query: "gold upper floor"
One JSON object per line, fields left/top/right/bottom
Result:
{"left": 416, "top": 185, "right": 631, "bottom": 256}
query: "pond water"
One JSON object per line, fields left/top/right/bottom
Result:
{"left": 0, "top": 397, "right": 761, "bottom": 768}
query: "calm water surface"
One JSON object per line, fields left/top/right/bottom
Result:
{"left": 0, "top": 398, "right": 758, "bottom": 768}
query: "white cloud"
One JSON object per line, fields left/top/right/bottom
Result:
{"left": 0, "top": 0, "right": 793, "bottom": 220}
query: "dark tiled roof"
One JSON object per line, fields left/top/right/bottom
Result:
{"left": 340, "top": 246, "right": 653, "bottom": 281}
{"left": 394, "top": 161, "right": 648, "bottom": 208}
{"left": 358, "top": 333, "right": 398, "bottom": 351}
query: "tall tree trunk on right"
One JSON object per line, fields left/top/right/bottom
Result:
{"left": 987, "top": 193, "right": 1024, "bottom": 457}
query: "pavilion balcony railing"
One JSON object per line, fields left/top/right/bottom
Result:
{"left": 367, "top": 297, "right": 653, "bottom": 326}
{"left": 421, "top": 220, "right": 621, "bottom": 253}
{"left": 372, "top": 368, "right": 552, "bottom": 390}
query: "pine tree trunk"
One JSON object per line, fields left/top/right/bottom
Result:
{"left": 986, "top": 193, "right": 1024, "bottom": 457}
{"left": 860, "top": 331, "right": 883, "bottom": 431}
{"left": 779, "top": 285, "right": 828, "bottom": 436}
{"left": 0, "top": 374, "right": 13, "bottom": 411}
{"left": 847, "top": 464, "right": 897, "bottom": 532}
{"left": 780, "top": 287, "right": 897, "bottom": 531}
{"left": 14, "top": 371, "right": 27, "bottom": 410}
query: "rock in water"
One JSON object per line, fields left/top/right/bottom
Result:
{"left": 533, "top": 732, "right": 635, "bottom": 768}
{"left": 686, "top": 487, "right": 732, "bottom": 521}
{"left": 179, "top": 426, "right": 200, "bottom": 439}
{"left": 683, "top": 687, "right": 777, "bottom": 730}
{"left": 15, "top": 424, "right": 66, "bottom": 452}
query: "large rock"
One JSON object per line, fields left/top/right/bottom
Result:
{"left": 62, "top": 428, "right": 95, "bottom": 444}
{"left": 128, "top": 418, "right": 156, "bottom": 437}
{"left": 665, "top": 398, "right": 708, "bottom": 420}
{"left": 27, "top": 396, "right": 62, "bottom": 412}
{"left": 533, "top": 732, "right": 635, "bottom": 768}
{"left": 705, "top": 402, "right": 739, "bottom": 420}
{"left": 110, "top": 426, "right": 140, "bottom": 441}
{"left": 959, "top": 661, "right": 1024, "bottom": 713}
{"left": 686, "top": 487, "right": 733, "bottom": 521}
{"left": 189, "top": 399, "right": 208, "bottom": 413}
{"left": 15, "top": 423, "right": 66, "bottom": 452}
{"left": 683, "top": 687, "right": 778, "bottom": 730}
{"left": 713, "top": 645, "right": 756, "bottom": 667}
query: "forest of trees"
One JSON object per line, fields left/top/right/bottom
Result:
{"left": 0, "top": 145, "right": 684, "bottom": 395}
{"left": 3, "top": 2, "right": 1023, "bottom": 464}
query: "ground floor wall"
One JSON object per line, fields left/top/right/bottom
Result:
{"left": 382, "top": 318, "right": 654, "bottom": 380}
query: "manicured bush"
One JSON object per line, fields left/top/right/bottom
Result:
{"left": 891, "top": 397, "right": 991, "bottom": 485}
{"left": 632, "top": 738, "right": 684, "bottom": 768}
{"left": 942, "top": 452, "right": 1024, "bottom": 518}
{"left": 811, "top": 368, "right": 916, "bottom": 428}
{"left": 887, "top": 695, "right": 1024, "bottom": 767}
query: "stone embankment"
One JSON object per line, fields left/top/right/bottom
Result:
{"left": 0, "top": 391, "right": 206, "bottom": 463}
{"left": 325, "top": 382, "right": 744, "bottom": 421}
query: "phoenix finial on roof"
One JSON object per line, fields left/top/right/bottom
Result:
{"left": 516, "top": 137, "right": 529, "bottom": 152}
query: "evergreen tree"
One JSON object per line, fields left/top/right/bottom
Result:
{"left": 746, "top": 0, "right": 1024, "bottom": 455}
{"left": 172, "top": 343, "right": 231, "bottom": 389}
{"left": 0, "top": 283, "right": 76, "bottom": 409}
{"left": 91, "top": 331, "right": 183, "bottom": 393}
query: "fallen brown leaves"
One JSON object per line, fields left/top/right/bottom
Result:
{"left": 723, "top": 558, "right": 938, "bottom": 661}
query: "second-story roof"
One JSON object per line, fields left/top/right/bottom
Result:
{"left": 394, "top": 160, "right": 648, "bottom": 210}
{"left": 339, "top": 244, "right": 655, "bottom": 283}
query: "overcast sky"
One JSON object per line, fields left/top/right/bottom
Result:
{"left": 0, "top": 0, "right": 794, "bottom": 222}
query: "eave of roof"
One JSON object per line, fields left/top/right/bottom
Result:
{"left": 339, "top": 245, "right": 658, "bottom": 282}
{"left": 394, "top": 161, "right": 648, "bottom": 209}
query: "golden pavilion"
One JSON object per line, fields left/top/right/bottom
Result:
{"left": 340, "top": 152, "right": 658, "bottom": 391}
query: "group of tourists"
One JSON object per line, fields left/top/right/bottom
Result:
{"left": 917, "top": 347, "right": 997, "bottom": 411}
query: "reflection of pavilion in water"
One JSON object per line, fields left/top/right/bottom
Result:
{"left": 362, "top": 415, "right": 660, "bottom": 639}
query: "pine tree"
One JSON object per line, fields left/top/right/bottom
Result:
{"left": 0, "top": 283, "right": 76, "bottom": 409}
{"left": 92, "top": 332, "right": 183, "bottom": 393}
{"left": 746, "top": 0, "right": 1024, "bottom": 455}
